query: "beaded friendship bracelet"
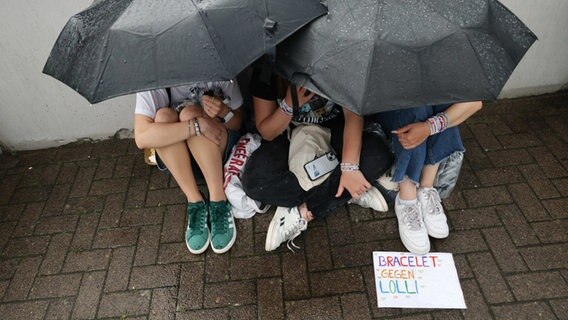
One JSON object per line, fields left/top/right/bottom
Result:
{"left": 427, "top": 112, "right": 450, "bottom": 135}
{"left": 194, "top": 118, "right": 201, "bottom": 136}
{"left": 340, "top": 162, "right": 360, "bottom": 172}
{"left": 279, "top": 99, "right": 293, "bottom": 117}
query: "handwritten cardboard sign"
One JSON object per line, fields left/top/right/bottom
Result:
{"left": 373, "top": 251, "right": 466, "bottom": 309}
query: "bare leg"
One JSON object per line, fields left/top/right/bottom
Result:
{"left": 398, "top": 177, "right": 418, "bottom": 200}
{"left": 420, "top": 163, "right": 440, "bottom": 188}
{"left": 298, "top": 203, "right": 314, "bottom": 222}
{"left": 154, "top": 108, "right": 203, "bottom": 203}
{"left": 180, "top": 106, "right": 228, "bottom": 202}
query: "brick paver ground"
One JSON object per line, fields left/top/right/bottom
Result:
{"left": 0, "top": 93, "right": 567, "bottom": 319}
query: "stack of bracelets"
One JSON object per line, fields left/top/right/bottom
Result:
{"left": 188, "top": 118, "right": 201, "bottom": 137}
{"left": 279, "top": 99, "right": 294, "bottom": 117}
{"left": 427, "top": 112, "right": 450, "bottom": 135}
{"left": 340, "top": 162, "right": 359, "bottom": 172}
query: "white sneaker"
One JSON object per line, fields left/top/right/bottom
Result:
{"left": 377, "top": 165, "right": 399, "bottom": 192}
{"left": 265, "top": 206, "right": 308, "bottom": 252}
{"left": 395, "top": 195, "right": 430, "bottom": 255}
{"left": 418, "top": 187, "right": 449, "bottom": 239}
{"left": 350, "top": 186, "right": 388, "bottom": 212}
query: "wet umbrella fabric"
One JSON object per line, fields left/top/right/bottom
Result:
{"left": 43, "top": 0, "right": 327, "bottom": 104}
{"left": 276, "top": 0, "right": 537, "bottom": 115}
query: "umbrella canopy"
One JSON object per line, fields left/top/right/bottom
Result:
{"left": 43, "top": 0, "right": 327, "bottom": 104}
{"left": 276, "top": 0, "right": 537, "bottom": 115}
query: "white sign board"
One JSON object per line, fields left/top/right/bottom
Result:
{"left": 373, "top": 251, "right": 466, "bottom": 309}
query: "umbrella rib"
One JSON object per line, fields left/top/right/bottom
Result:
{"left": 189, "top": 0, "right": 231, "bottom": 79}
{"left": 462, "top": 30, "right": 497, "bottom": 99}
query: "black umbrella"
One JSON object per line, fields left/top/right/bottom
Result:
{"left": 43, "top": 0, "right": 327, "bottom": 104}
{"left": 276, "top": 0, "right": 537, "bottom": 115}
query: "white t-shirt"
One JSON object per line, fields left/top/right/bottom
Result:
{"left": 135, "top": 81, "right": 243, "bottom": 119}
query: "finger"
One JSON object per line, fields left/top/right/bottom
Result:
{"left": 364, "top": 181, "right": 372, "bottom": 189}
{"left": 335, "top": 185, "right": 344, "bottom": 197}
{"left": 397, "top": 125, "right": 411, "bottom": 133}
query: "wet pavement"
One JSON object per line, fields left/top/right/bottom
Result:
{"left": 0, "top": 92, "right": 567, "bottom": 319}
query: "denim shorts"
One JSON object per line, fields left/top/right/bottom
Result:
{"left": 156, "top": 129, "right": 241, "bottom": 176}
{"left": 375, "top": 104, "right": 464, "bottom": 184}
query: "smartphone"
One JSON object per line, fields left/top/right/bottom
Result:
{"left": 304, "top": 152, "right": 339, "bottom": 181}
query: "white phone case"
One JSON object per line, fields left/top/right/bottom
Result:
{"left": 304, "top": 152, "right": 339, "bottom": 181}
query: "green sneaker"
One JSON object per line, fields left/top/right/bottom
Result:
{"left": 185, "top": 201, "right": 210, "bottom": 254}
{"left": 209, "top": 201, "right": 236, "bottom": 254}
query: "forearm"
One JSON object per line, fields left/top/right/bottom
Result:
{"left": 444, "top": 101, "right": 483, "bottom": 128}
{"left": 223, "top": 109, "right": 242, "bottom": 131}
{"left": 254, "top": 97, "right": 292, "bottom": 141}
{"left": 134, "top": 116, "right": 191, "bottom": 149}
{"left": 341, "top": 108, "right": 363, "bottom": 164}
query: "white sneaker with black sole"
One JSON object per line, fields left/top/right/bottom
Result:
{"left": 418, "top": 187, "right": 449, "bottom": 239}
{"left": 349, "top": 186, "right": 388, "bottom": 212}
{"left": 265, "top": 206, "right": 307, "bottom": 252}
{"left": 395, "top": 194, "right": 430, "bottom": 255}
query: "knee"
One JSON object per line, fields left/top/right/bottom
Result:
{"left": 179, "top": 105, "right": 204, "bottom": 122}
{"left": 155, "top": 108, "right": 179, "bottom": 123}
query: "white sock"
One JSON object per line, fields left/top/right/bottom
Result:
{"left": 397, "top": 198, "right": 417, "bottom": 206}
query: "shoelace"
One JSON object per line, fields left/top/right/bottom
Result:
{"left": 189, "top": 205, "right": 206, "bottom": 235}
{"left": 284, "top": 217, "right": 307, "bottom": 252}
{"left": 423, "top": 189, "right": 443, "bottom": 215}
{"left": 211, "top": 205, "right": 228, "bottom": 234}
{"left": 401, "top": 204, "right": 423, "bottom": 231}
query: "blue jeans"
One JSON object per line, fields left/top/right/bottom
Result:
{"left": 375, "top": 105, "right": 464, "bottom": 184}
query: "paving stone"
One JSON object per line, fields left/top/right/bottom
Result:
{"left": 34, "top": 214, "right": 78, "bottom": 235}
{"left": 230, "top": 218, "right": 254, "bottom": 257}
{"left": 519, "top": 164, "right": 561, "bottom": 199}
{"left": 69, "top": 166, "right": 95, "bottom": 198}
{"left": 3, "top": 256, "right": 42, "bottom": 301}
{"left": 0, "top": 175, "right": 20, "bottom": 205}
{"left": 69, "top": 213, "right": 100, "bottom": 250}
{"left": 149, "top": 287, "right": 177, "bottom": 320}
{"left": 469, "top": 123, "right": 503, "bottom": 151}
{"left": 230, "top": 305, "right": 258, "bottom": 320}
{"left": 326, "top": 207, "right": 354, "bottom": 246}
{"left": 38, "top": 233, "right": 73, "bottom": 275}
{"left": 29, "top": 273, "right": 82, "bottom": 299}
{"left": 311, "top": 268, "right": 364, "bottom": 297}
{"left": 9, "top": 185, "right": 51, "bottom": 204}
{"left": 507, "top": 271, "right": 568, "bottom": 301}
{"left": 286, "top": 297, "right": 342, "bottom": 320}
{"left": 97, "top": 290, "right": 151, "bottom": 318}
{"left": 492, "top": 301, "right": 556, "bottom": 320}
{"left": 435, "top": 230, "right": 487, "bottom": 254}
{"left": 72, "top": 271, "right": 106, "bottom": 319}
{"left": 0, "top": 300, "right": 49, "bottom": 320}
{"left": 453, "top": 254, "right": 474, "bottom": 279}
{"left": 0, "top": 221, "right": 16, "bottom": 251}
{"left": 56, "top": 162, "right": 79, "bottom": 185}
{"left": 0, "top": 258, "right": 19, "bottom": 280}
{"left": 0, "top": 204, "right": 25, "bottom": 222}
{"left": 130, "top": 264, "right": 180, "bottom": 289}
{"left": 475, "top": 167, "right": 524, "bottom": 186}
{"left": 121, "top": 207, "right": 164, "bottom": 227}
{"left": 305, "top": 226, "right": 333, "bottom": 271}
{"left": 508, "top": 183, "right": 551, "bottom": 222}
{"left": 340, "top": 293, "right": 372, "bottom": 320}
{"left": 467, "top": 252, "right": 514, "bottom": 304}
{"left": 487, "top": 148, "right": 535, "bottom": 168}
{"left": 282, "top": 251, "right": 310, "bottom": 300}
{"left": 94, "top": 158, "right": 116, "bottom": 180}
{"left": 146, "top": 189, "right": 186, "bottom": 207}
{"left": 461, "top": 279, "right": 491, "bottom": 320}
{"left": 550, "top": 298, "right": 568, "bottom": 320}
{"left": 125, "top": 176, "right": 149, "bottom": 209}
{"left": 90, "top": 177, "right": 129, "bottom": 196}
{"left": 62, "top": 248, "right": 110, "bottom": 272}
{"left": 3, "top": 235, "right": 50, "bottom": 257}
{"left": 105, "top": 246, "right": 135, "bottom": 292}
{"left": 519, "top": 244, "right": 568, "bottom": 271}
{"left": 465, "top": 184, "right": 513, "bottom": 208}
{"left": 203, "top": 280, "right": 256, "bottom": 308}
{"left": 12, "top": 202, "right": 44, "bottom": 237}
{"left": 543, "top": 198, "right": 568, "bottom": 219}
{"left": 257, "top": 278, "right": 284, "bottom": 320}
{"left": 177, "top": 262, "right": 204, "bottom": 311}
{"left": 450, "top": 207, "right": 501, "bottom": 230}
{"left": 481, "top": 227, "right": 527, "bottom": 273}
{"left": 532, "top": 220, "right": 568, "bottom": 243}
{"left": 495, "top": 205, "right": 540, "bottom": 246}
{"left": 230, "top": 255, "right": 280, "bottom": 280}
{"left": 176, "top": 309, "right": 228, "bottom": 320}
{"left": 158, "top": 242, "right": 202, "bottom": 265}
{"left": 134, "top": 225, "right": 161, "bottom": 266}
{"left": 92, "top": 226, "right": 139, "bottom": 248}
{"left": 552, "top": 177, "right": 568, "bottom": 197}
{"left": 45, "top": 298, "right": 74, "bottom": 320}
{"left": 43, "top": 184, "right": 71, "bottom": 215}
{"left": 160, "top": 205, "right": 185, "bottom": 243}
{"left": 62, "top": 195, "right": 104, "bottom": 215}
{"left": 352, "top": 218, "right": 400, "bottom": 242}
{"left": 528, "top": 146, "right": 568, "bottom": 179}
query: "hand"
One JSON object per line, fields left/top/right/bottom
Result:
{"left": 284, "top": 85, "right": 315, "bottom": 107}
{"left": 201, "top": 95, "right": 227, "bottom": 118}
{"left": 195, "top": 116, "right": 223, "bottom": 145}
{"left": 335, "top": 170, "right": 371, "bottom": 199}
{"left": 392, "top": 122, "right": 430, "bottom": 150}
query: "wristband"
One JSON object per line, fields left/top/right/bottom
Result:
{"left": 279, "top": 99, "right": 293, "bottom": 117}
{"left": 340, "top": 162, "right": 360, "bottom": 172}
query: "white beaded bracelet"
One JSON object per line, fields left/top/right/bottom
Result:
{"left": 340, "top": 162, "right": 360, "bottom": 172}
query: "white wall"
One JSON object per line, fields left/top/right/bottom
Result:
{"left": 499, "top": 0, "right": 568, "bottom": 98}
{"left": 0, "top": 0, "right": 567, "bottom": 151}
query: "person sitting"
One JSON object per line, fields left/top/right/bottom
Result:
{"left": 241, "top": 68, "right": 393, "bottom": 251}
{"left": 374, "top": 101, "right": 482, "bottom": 254}
{"left": 134, "top": 81, "right": 243, "bottom": 254}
